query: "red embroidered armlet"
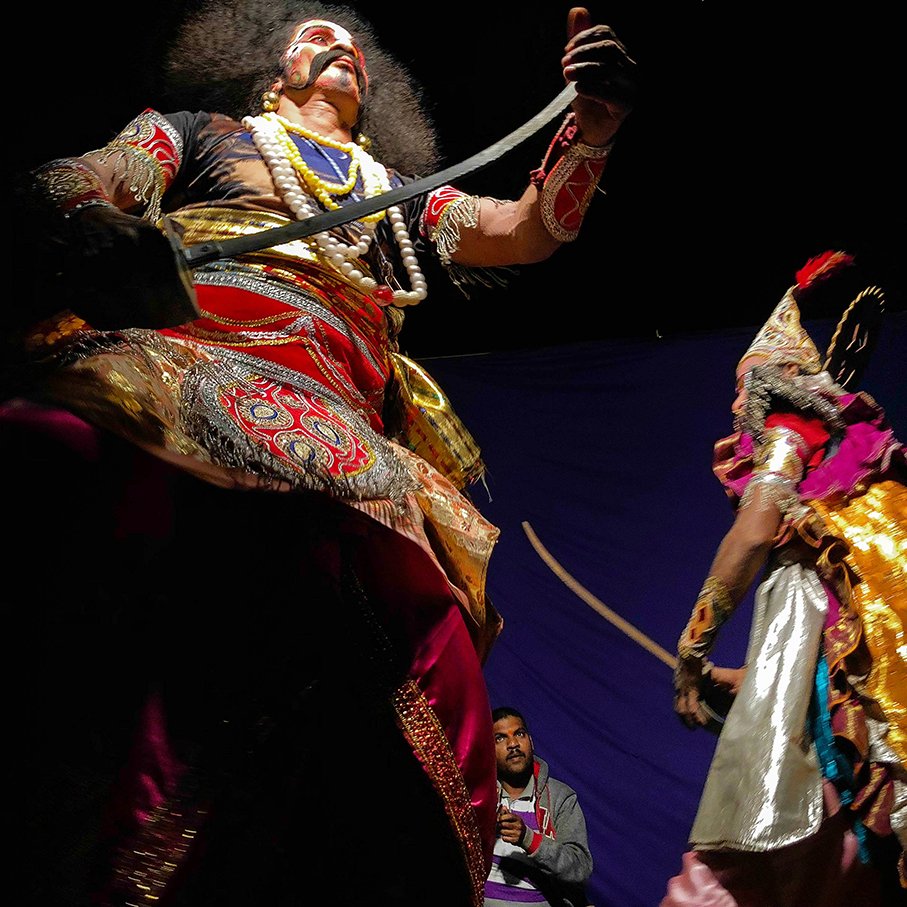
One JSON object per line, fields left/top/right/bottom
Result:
{"left": 530, "top": 112, "right": 612, "bottom": 242}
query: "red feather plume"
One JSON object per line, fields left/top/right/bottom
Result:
{"left": 795, "top": 250, "right": 856, "bottom": 290}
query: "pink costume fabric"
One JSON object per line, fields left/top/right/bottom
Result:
{"left": 661, "top": 782, "right": 882, "bottom": 907}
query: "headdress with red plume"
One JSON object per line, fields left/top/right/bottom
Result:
{"left": 738, "top": 250, "right": 866, "bottom": 377}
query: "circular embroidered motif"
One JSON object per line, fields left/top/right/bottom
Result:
{"left": 237, "top": 398, "right": 295, "bottom": 428}
{"left": 219, "top": 376, "right": 376, "bottom": 478}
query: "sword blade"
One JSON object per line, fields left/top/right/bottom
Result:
{"left": 183, "top": 83, "right": 577, "bottom": 267}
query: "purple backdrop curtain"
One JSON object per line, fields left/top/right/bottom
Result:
{"left": 420, "top": 312, "right": 906, "bottom": 907}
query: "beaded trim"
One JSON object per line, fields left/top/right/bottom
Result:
{"left": 91, "top": 109, "right": 184, "bottom": 224}
{"left": 421, "top": 186, "right": 479, "bottom": 264}
{"left": 394, "top": 679, "right": 488, "bottom": 907}
{"left": 530, "top": 112, "right": 612, "bottom": 242}
{"left": 539, "top": 141, "right": 611, "bottom": 242}
{"left": 418, "top": 185, "right": 511, "bottom": 297}
{"left": 740, "top": 364, "right": 845, "bottom": 444}
{"left": 32, "top": 158, "right": 111, "bottom": 214}
{"left": 428, "top": 193, "right": 481, "bottom": 266}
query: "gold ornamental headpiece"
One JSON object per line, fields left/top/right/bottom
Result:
{"left": 738, "top": 251, "right": 856, "bottom": 374}
{"left": 738, "top": 288, "right": 822, "bottom": 373}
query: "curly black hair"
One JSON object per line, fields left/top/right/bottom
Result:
{"left": 161, "top": 0, "right": 441, "bottom": 175}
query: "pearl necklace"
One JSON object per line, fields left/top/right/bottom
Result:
{"left": 243, "top": 113, "right": 427, "bottom": 306}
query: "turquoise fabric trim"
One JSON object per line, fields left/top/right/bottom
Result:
{"left": 809, "top": 652, "right": 870, "bottom": 863}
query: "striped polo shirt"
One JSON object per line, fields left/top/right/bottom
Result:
{"left": 484, "top": 776, "right": 549, "bottom": 905}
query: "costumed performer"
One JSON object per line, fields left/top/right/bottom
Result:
{"left": 663, "top": 252, "right": 906, "bottom": 906}
{"left": 4, "top": 3, "right": 637, "bottom": 906}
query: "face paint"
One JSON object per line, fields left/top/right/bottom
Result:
{"left": 302, "top": 48, "right": 364, "bottom": 91}
{"left": 283, "top": 19, "right": 368, "bottom": 95}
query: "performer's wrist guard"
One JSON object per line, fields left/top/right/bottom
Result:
{"left": 677, "top": 576, "right": 735, "bottom": 661}
{"left": 530, "top": 112, "right": 612, "bottom": 242}
{"left": 33, "top": 158, "right": 113, "bottom": 216}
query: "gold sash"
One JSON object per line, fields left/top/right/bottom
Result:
{"left": 811, "top": 479, "right": 907, "bottom": 768}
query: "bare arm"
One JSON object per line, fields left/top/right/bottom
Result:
{"left": 672, "top": 416, "right": 821, "bottom": 729}
{"left": 673, "top": 488, "right": 782, "bottom": 728}
{"left": 450, "top": 187, "right": 559, "bottom": 267}
{"left": 708, "top": 489, "right": 782, "bottom": 602}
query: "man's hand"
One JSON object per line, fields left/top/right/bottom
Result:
{"left": 710, "top": 665, "right": 747, "bottom": 695}
{"left": 64, "top": 205, "right": 199, "bottom": 330}
{"left": 497, "top": 803, "right": 528, "bottom": 846}
{"left": 563, "top": 7, "right": 637, "bottom": 147}
{"left": 673, "top": 656, "right": 709, "bottom": 729}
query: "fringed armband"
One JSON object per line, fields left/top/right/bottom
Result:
{"left": 89, "top": 109, "right": 184, "bottom": 224}
{"left": 420, "top": 185, "right": 513, "bottom": 296}
{"left": 739, "top": 425, "right": 808, "bottom": 516}
{"left": 677, "top": 576, "right": 735, "bottom": 661}
{"left": 421, "top": 186, "right": 481, "bottom": 266}
{"left": 530, "top": 112, "right": 612, "bottom": 242}
{"left": 32, "top": 158, "right": 113, "bottom": 215}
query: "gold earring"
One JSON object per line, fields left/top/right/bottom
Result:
{"left": 261, "top": 90, "right": 280, "bottom": 113}
{"left": 356, "top": 133, "right": 372, "bottom": 151}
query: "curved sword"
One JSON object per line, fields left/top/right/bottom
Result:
{"left": 179, "top": 83, "right": 578, "bottom": 268}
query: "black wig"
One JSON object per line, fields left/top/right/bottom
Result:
{"left": 162, "top": 0, "right": 441, "bottom": 176}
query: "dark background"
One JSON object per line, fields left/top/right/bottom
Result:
{"left": 11, "top": 5, "right": 904, "bottom": 904}
{"left": 13, "top": 1, "right": 904, "bottom": 357}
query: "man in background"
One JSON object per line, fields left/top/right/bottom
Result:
{"left": 486, "top": 706, "right": 594, "bottom": 907}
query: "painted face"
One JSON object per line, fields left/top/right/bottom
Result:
{"left": 282, "top": 19, "right": 369, "bottom": 98}
{"left": 493, "top": 715, "right": 533, "bottom": 778}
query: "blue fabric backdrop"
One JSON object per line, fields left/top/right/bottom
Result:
{"left": 420, "top": 311, "right": 906, "bottom": 907}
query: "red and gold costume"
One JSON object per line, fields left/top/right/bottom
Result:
{"left": 13, "top": 105, "right": 514, "bottom": 906}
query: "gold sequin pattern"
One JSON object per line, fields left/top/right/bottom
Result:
{"left": 754, "top": 426, "right": 808, "bottom": 479}
{"left": 393, "top": 679, "right": 488, "bottom": 907}
{"left": 44, "top": 333, "right": 205, "bottom": 457}
{"left": 678, "top": 575, "right": 735, "bottom": 659}
{"left": 397, "top": 445, "right": 501, "bottom": 653}
{"left": 24, "top": 310, "right": 88, "bottom": 352}
{"left": 168, "top": 206, "right": 369, "bottom": 274}
{"left": 107, "top": 790, "right": 208, "bottom": 904}
{"left": 811, "top": 480, "right": 907, "bottom": 768}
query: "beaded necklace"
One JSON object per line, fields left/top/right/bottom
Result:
{"left": 242, "top": 112, "right": 427, "bottom": 306}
